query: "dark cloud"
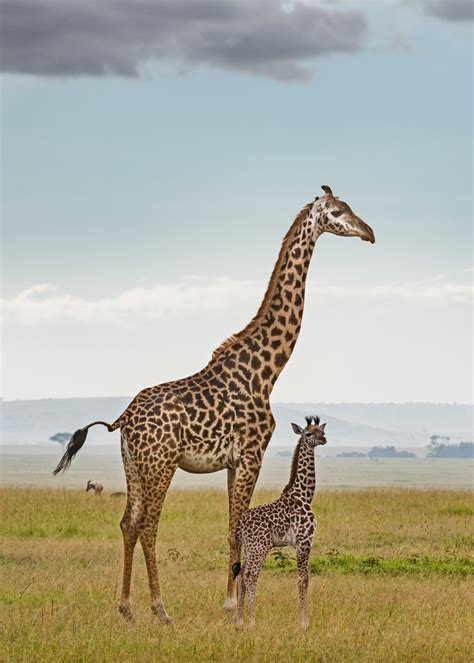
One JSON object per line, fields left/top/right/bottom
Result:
{"left": 0, "top": 0, "right": 367, "bottom": 81}
{"left": 422, "top": 0, "right": 473, "bottom": 21}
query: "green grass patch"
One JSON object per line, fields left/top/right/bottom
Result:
{"left": 309, "top": 552, "right": 474, "bottom": 576}
{"left": 0, "top": 589, "right": 62, "bottom": 608}
{"left": 443, "top": 505, "right": 474, "bottom": 516}
{"left": 260, "top": 549, "right": 474, "bottom": 577}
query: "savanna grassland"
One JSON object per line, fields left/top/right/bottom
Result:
{"left": 1, "top": 488, "right": 473, "bottom": 662}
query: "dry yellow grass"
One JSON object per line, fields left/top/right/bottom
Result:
{"left": 1, "top": 488, "right": 473, "bottom": 661}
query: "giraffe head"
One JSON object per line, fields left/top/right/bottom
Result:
{"left": 312, "top": 185, "right": 375, "bottom": 244}
{"left": 291, "top": 416, "right": 327, "bottom": 447}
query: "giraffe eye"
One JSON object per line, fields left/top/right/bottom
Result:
{"left": 332, "top": 210, "right": 343, "bottom": 218}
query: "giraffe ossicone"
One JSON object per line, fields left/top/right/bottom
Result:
{"left": 234, "top": 417, "right": 327, "bottom": 630}
{"left": 53, "top": 187, "right": 374, "bottom": 622}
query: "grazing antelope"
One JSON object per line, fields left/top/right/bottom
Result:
{"left": 86, "top": 480, "right": 103, "bottom": 496}
{"left": 233, "top": 416, "right": 326, "bottom": 630}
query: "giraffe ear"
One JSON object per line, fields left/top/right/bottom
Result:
{"left": 321, "top": 185, "right": 332, "bottom": 195}
{"left": 291, "top": 423, "right": 303, "bottom": 435}
{"left": 320, "top": 423, "right": 326, "bottom": 432}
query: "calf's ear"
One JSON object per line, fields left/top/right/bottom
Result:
{"left": 291, "top": 423, "right": 303, "bottom": 435}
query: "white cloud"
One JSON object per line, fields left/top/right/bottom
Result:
{"left": 1, "top": 277, "right": 259, "bottom": 326}
{"left": 309, "top": 279, "right": 473, "bottom": 305}
{"left": 2, "top": 274, "right": 472, "bottom": 326}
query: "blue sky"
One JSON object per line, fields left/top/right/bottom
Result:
{"left": 2, "top": 1, "right": 472, "bottom": 402}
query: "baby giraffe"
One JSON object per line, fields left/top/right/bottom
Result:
{"left": 233, "top": 416, "right": 326, "bottom": 630}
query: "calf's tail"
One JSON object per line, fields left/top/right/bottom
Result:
{"left": 232, "top": 521, "right": 243, "bottom": 579}
{"left": 53, "top": 418, "right": 123, "bottom": 475}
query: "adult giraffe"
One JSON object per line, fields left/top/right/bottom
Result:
{"left": 54, "top": 185, "right": 375, "bottom": 622}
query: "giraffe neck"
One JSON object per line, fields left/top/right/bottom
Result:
{"left": 253, "top": 211, "right": 318, "bottom": 389}
{"left": 208, "top": 202, "right": 322, "bottom": 394}
{"left": 287, "top": 441, "right": 316, "bottom": 504}
{"left": 210, "top": 203, "right": 320, "bottom": 389}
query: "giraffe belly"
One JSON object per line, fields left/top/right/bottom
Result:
{"left": 272, "top": 526, "right": 297, "bottom": 547}
{"left": 178, "top": 451, "right": 228, "bottom": 474}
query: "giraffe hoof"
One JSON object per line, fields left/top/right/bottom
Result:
{"left": 152, "top": 603, "right": 173, "bottom": 624}
{"left": 118, "top": 605, "right": 133, "bottom": 621}
{"left": 224, "top": 597, "right": 237, "bottom": 610}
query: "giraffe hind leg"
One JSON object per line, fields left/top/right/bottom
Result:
{"left": 138, "top": 439, "right": 180, "bottom": 623}
{"left": 118, "top": 433, "right": 144, "bottom": 620}
{"left": 242, "top": 555, "right": 265, "bottom": 628}
{"left": 238, "top": 535, "right": 271, "bottom": 628}
{"left": 235, "top": 566, "right": 246, "bottom": 629}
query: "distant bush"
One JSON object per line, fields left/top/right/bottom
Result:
{"left": 337, "top": 451, "right": 367, "bottom": 458}
{"left": 49, "top": 432, "right": 72, "bottom": 448}
{"left": 368, "top": 446, "right": 416, "bottom": 459}
{"left": 277, "top": 450, "right": 293, "bottom": 458}
{"left": 427, "top": 440, "right": 474, "bottom": 459}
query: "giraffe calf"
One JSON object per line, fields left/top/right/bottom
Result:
{"left": 233, "top": 416, "right": 326, "bottom": 630}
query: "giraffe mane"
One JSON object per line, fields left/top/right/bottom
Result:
{"left": 281, "top": 437, "right": 303, "bottom": 494}
{"left": 210, "top": 202, "right": 313, "bottom": 360}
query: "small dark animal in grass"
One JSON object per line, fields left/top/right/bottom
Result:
{"left": 110, "top": 492, "right": 126, "bottom": 497}
{"left": 233, "top": 416, "right": 326, "bottom": 630}
{"left": 86, "top": 480, "right": 103, "bottom": 496}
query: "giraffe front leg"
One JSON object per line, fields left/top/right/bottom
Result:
{"left": 224, "top": 467, "right": 237, "bottom": 610}
{"left": 224, "top": 457, "right": 263, "bottom": 609}
{"left": 296, "top": 541, "right": 311, "bottom": 630}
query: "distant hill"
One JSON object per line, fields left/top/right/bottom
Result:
{"left": 285, "top": 402, "right": 473, "bottom": 438}
{"left": 272, "top": 405, "right": 428, "bottom": 447}
{"left": 1, "top": 397, "right": 129, "bottom": 445}
{"left": 1, "top": 398, "right": 472, "bottom": 448}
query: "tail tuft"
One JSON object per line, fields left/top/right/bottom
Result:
{"left": 53, "top": 428, "right": 88, "bottom": 475}
{"left": 232, "top": 561, "right": 241, "bottom": 579}
{"left": 52, "top": 419, "right": 121, "bottom": 475}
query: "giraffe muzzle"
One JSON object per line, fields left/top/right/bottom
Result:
{"left": 357, "top": 220, "right": 375, "bottom": 244}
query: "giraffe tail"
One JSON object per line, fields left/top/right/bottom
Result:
{"left": 232, "top": 561, "right": 241, "bottom": 579}
{"left": 232, "top": 521, "right": 243, "bottom": 579}
{"left": 52, "top": 417, "right": 124, "bottom": 475}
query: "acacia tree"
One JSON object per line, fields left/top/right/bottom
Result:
{"left": 428, "top": 434, "right": 450, "bottom": 449}
{"left": 50, "top": 432, "right": 72, "bottom": 449}
{"left": 427, "top": 437, "right": 473, "bottom": 458}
